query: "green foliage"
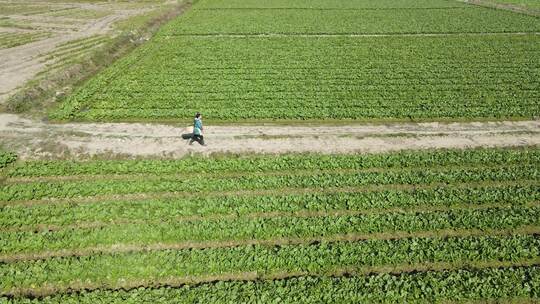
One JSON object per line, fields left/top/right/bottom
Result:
{"left": 55, "top": 34, "right": 540, "bottom": 121}
{"left": 196, "top": 0, "right": 468, "bottom": 9}
{"left": 3, "top": 266, "right": 540, "bottom": 303}
{"left": 1, "top": 147, "right": 539, "bottom": 301}
{"left": 1, "top": 235, "right": 539, "bottom": 292}
{"left": 2, "top": 164, "right": 537, "bottom": 201}
{"left": 2, "top": 205, "right": 539, "bottom": 254}
{"left": 51, "top": 0, "right": 540, "bottom": 121}
{"left": 165, "top": 7, "right": 539, "bottom": 35}
{"left": 2, "top": 184, "right": 537, "bottom": 228}
{"left": 0, "top": 151, "right": 17, "bottom": 169}
{"left": 6, "top": 147, "right": 538, "bottom": 177}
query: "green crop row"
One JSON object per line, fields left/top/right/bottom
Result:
{"left": 3, "top": 266, "right": 540, "bottom": 303}
{"left": 1, "top": 205, "right": 538, "bottom": 255}
{"left": 68, "top": 104, "right": 539, "bottom": 121}
{"left": 42, "top": 35, "right": 109, "bottom": 62}
{"left": 1, "top": 234, "right": 538, "bottom": 292}
{"left": 41, "top": 8, "right": 110, "bottom": 20}
{"left": 55, "top": 34, "right": 540, "bottom": 121}
{"left": 0, "top": 31, "right": 51, "bottom": 49}
{"left": 5, "top": 148, "right": 538, "bottom": 177}
{"left": 1, "top": 184, "right": 537, "bottom": 229}
{"left": 1, "top": 164, "right": 536, "bottom": 201}
{"left": 163, "top": 7, "right": 540, "bottom": 35}
{"left": 195, "top": 0, "right": 469, "bottom": 9}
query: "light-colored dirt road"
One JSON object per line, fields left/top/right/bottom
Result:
{"left": 1, "top": 114, "right": 538, "bottom": 159}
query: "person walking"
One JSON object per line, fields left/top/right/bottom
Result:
{"left": 189, "top": 112, "right": 205, "bottom": 146}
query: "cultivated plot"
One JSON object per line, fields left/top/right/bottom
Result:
{"left": 57, "top": 0, "right": 540, "bottom": 121}
{"left": 57, "top": 34, "right": 540, "bottom": 120}
{"left": 196, "top": 0, "right": 470, "bottom": 9}
{"left": 0, "top": 147, "right": 539, "bottom": 301}
{"left": 166, "top": 7, "right": 540, "bottom": 35}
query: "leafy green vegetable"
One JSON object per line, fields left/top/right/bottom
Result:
{"left": 2, "top": 206, "right": 539, "bottom": 255}
{"left": 3, "top": 266, "right": 540, "bottom": 303}
{"left": 0, "top": 151, "right": 17, "bottom": 169}
{"left": 51, "top": 0, "right": 540, "bottom": 121}
{"left": 1, "top": 235, "right": 538, "bottom": 292}
{"left": 1, "top": 146, "right": 538, "bottom": 301}
{"left": 55, "top": 34, "right": 540, "bottom": 121}
{"left": 2, "top": 184, "right": 536, "bottom": 229}
{"left": 5, "top": 148, "right": 538, "bottom": 177}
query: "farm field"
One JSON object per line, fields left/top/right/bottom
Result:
{"left": 54, "top": 0, "right": 540, "bottom": 122}
{"left": 1, "top": 0, "right": 540, "bottom": 302}
{"left": 0, "top": 147, "right": 540, "bottom": 301}
{"left": 0, "top": 0, "right": 182, "bottom": 105}
{"left": 163, "top": 7, "right": 539, "bottom": 34}
{"left": 56, "top": 34, "right": 540, "bottom": 120}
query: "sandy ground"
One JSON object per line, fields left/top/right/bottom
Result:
{"left": 1, "top": 114, "right": 538, "bottom": 159}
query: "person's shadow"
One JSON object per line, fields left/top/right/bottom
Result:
{"left": 181, "top": 133, "right": 193, "bottom": 141}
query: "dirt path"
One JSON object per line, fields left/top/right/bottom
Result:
{"left": 1, "top": 114, "right": 538, "bottom": 159}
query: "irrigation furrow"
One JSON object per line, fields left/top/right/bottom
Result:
{"left": 42, "top": 40, "right": 107, "bottom": 63}
{"left": 2, "top": 225, "right": 539, "bottom": 263}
